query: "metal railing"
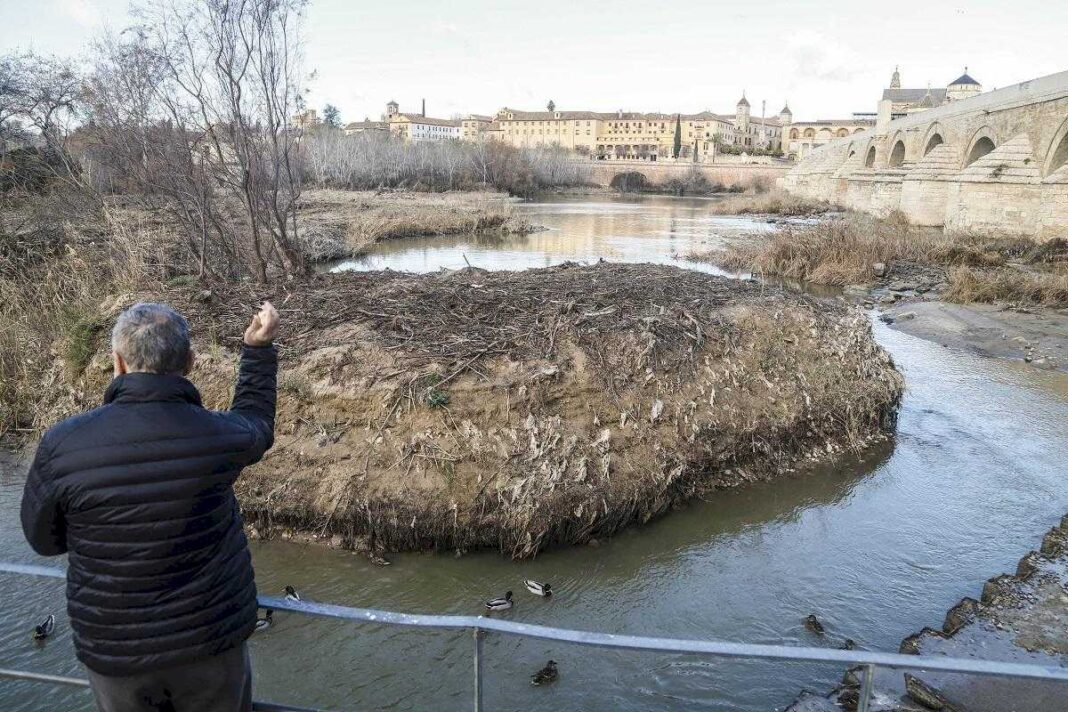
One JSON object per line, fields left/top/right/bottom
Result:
{"left": 3, "top": 561, "right": 1068, "bottom": 712}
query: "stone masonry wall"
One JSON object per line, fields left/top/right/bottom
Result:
{"left": 780, "top": 70, "right": 1068, "bottom": 239}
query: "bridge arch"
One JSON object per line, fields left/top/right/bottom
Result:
{"left": 1042, "top": 115, "right": 1068, "bottom": 176}
{"left": 864, "top": 145, "right": 877, "bottom": 168}
{"left": 888, "top": 139, "right": 906, "bottom": 167}
{"left": 921, "top": 122, "right": 946, "bottom": 156}
{"left": 963, "top": 127, "right": 997, "bottom": 168}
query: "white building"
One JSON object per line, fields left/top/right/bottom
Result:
{"left": 390, "top": 114, "right": 462, "bottom": 142}
{"left": 382, "top": 100, "right": 461, "bottom": 142}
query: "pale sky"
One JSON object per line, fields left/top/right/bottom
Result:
{"left": 3, "top": 0, "right": 1066, "bottom": 123}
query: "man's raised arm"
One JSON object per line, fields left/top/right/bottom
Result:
{"left": 231, "top": 301, "right": 279, "bottom": 464}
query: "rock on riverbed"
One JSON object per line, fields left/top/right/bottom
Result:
{"left": 49, "top": 263, "right": 904, "bottom": 558}
{"left": 787, "top": 515, "right": 1068, "bottom": 712}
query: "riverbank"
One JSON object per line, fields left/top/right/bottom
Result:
{"left": 788, "top": 515, "right": 1068, "bottom": 712}
{"left": 297, "top": 189, "right": 539, "bottom": 261}
{"left": 685, "top": 195, "right": 1068, "bottom": 371}
{"left": 881, "top": 301, "right": 1068, "bottom": 371}
{"left": 29, "top": 263, "right": 902, "bottom": 558}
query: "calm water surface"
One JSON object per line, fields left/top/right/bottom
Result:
{"left": 2, "top": 195, "right": 1067, "bottom": 711}
{"left": 326, "top": 194, "right": 786, "bottom": 275}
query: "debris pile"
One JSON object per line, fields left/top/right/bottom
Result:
{"left": 58, "top": 263, "right": 905, "bottom": 557}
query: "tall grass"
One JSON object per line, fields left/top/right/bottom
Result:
{"left": 716, "top": 212, "right": 935, "bottom": 284}
{"left": 945, "top": 266, "right": 1068, "bottom": 307}
{"left": 298, "top": 189, "right": 527, "bottom": 260}
{"left": 714, "top": 212, "right": 1068, "bottom": 307}
{"left": 710, "top": 188, "right": 841, "bottom": 217}
{"left": 0, "top": 195, "right": 170, "bottom": 434}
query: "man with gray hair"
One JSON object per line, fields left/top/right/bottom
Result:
{"left": 21, "top": 300, "right": 279, "bottom": 712}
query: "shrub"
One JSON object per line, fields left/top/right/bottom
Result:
{"left": 609, "top": 171, "right": 650, "bottom": 193}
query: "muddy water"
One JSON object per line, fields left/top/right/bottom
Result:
{"left": 2, "top": 195, "right": 1068, "bottom": 711}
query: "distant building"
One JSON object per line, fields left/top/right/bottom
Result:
{"left": 343, "top": 119, "right": 388, "bottom": 136}
{"left": 363, "top": 100, "right": 461, "bottom": 142}
{"left": 783, "top": 67, "right": 983, "bottom": 159}
{"left": 781, "top": 103, "right": 876, "bottom": 160}
{"left": 476, "top": 93, "right": 782, "bottom": 162}
{"left": 291, "top": 109, "right": 319, "bottom": 131}
{"left": 389, "top": 114, "right": 461, "bottom": 142}
{"left": 877, "top": 66, "right": 983, "bottom": 132}
{"left": 461, "top": 115, "right": 494, "bottom": 140}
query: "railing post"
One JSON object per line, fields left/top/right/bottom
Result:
{"left": 473, "top": 627, "right": 484, "bottom": 712}
{"left": 857, "top": 663, "right": 875, "bottom": 712}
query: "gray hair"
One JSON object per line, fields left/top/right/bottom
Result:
{"left": 111, "top": 303, "right": 192, "bottom": 375}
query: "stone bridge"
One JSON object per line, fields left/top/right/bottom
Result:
{"left": 578, "top": 160, "right": 791, "bottom": 191}
{"left": 781, "top": 70, "right": 1068, "bottom": 239}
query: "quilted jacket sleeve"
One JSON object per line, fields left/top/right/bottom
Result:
{"left": 20, "top": 438, "right": 68, "bottom": 556}
{"left": 229, "top": 344, "right": 277, "bottom": 465}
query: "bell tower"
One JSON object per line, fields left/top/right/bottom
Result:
{"left": 736, "top": 91, "right": 750, "bottom": 131}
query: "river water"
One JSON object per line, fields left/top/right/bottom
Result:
{"left": 2, "top": 195, "right": 1067, "bottom": 711}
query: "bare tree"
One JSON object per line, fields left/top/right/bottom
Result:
{"left": 85, "top": 0, "right": 309, "bottom": 282}
{"left": 0, "top": 52, "right": 85, "bottom": 192}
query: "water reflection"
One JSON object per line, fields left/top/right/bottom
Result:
{"left": 324, "top": 195, "right": 786, "bottom": 276}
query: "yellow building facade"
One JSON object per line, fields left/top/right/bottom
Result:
{"left": 474, "top": 96, "right": 782, "bottom": 161}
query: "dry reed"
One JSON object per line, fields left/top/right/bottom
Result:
{"left": 704, "top": 210, "right": 1068, "bottom": 307}
{"left": 710, "top": 188, "right": 841, "bottom": 216}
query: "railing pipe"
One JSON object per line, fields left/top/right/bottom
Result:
{"left": 857, "top": 663, "right": 874, "bottom": 712}
{"left": 4, "top": 561, "right": 1068, "bottom": 694}
{"left": 473, "top": 627, "right": 484, "bottom": 712}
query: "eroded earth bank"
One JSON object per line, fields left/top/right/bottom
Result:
{"left": 42, "top": 263, "right": 902, "bottom": 558}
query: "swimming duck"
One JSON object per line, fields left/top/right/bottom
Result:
{"left": 32, "top": 614, "right": 55, "bottom": 641}
{"left": 524, "top": 580, "right": 552, "bottom": 597}
{"left": 484, "top": 591, "right": 513, "bottom": 612}
{"left": 803, "top": 614, "right": 825, "bottom": 635}
{"left": 255, "top": 610, "right": 273, "bottom": 633}
{"left": 284, "top": 585, "right": 301, "bottom": 602}
{"left": 840, "top": 638, "right": 856, "bottom": 650}
{"left": 531, "top": 660, "right": 558, "bottom": 686}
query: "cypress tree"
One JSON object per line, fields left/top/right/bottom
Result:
{"left": 672, "top": 114, "right": 682, "bottom": 159}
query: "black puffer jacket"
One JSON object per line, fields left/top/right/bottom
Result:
{"left": 21, "top": 345, "right": 276, "bottom": 676}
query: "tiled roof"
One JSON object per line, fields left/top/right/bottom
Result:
{"left": 494, "top": 108, "right": 777, "bottom": 125}
{"left": 392, "top": 114, "right": 461, "bottom": 127}
{"left": 881, "top": 88, "right": 948, "bottom": 105}
{"left": 949, "top": 72, "right": 980, "bottom": 87}
{"left": 344, "top": 120, "right": 388, "bottom": 130}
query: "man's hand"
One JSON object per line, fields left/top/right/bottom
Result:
{"left": 243, "top": 301, "right": 279, "bottom": 347}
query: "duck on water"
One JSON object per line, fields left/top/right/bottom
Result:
{"left": 485, "top": 591, "right": 514, "bottom": 612}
